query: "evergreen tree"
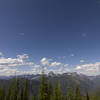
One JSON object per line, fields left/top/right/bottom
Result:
{"left": 6, "top": 85, "right": 11, "bottom": 100}
{"left": 32, "top": 95, "right": 36, "bottom": 100}
{"left": 17, "top": 92, "right": 21, "bottom": 100}
{"left": 38, "top": 71, "right": 49, "bottom": 100}
{"left": 74, "top": 83, "right": 81, "bottom": 100}
{"left": 52, "top": 81, "right": 63, "bottom": 100}
{"left": 20, "top": 87, "right": 24, "bottom": 100}
{"left": 10, "top": 78, "right": 19, "bottom": 100}
{"left": 0, "top": 84, "right": 5, "bottom": 100}
{"left": 48, "top": 83, "right": 52, "bottom": 100}
{"left": 57, "top": 83, "right": 63, "bottom": 100}
{"left": 86, "top": 91, "right": 89, "bottom": 100}
{"left": 23, "top": 80, "right": 28, "bottom": 100}
{"left": 67, "top": 82, "right": 73, "bottom": 100}
{"left": 52, "top": 81, "right": 58, "bottom": 100}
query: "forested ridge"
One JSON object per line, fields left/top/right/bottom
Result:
{"left": 0, "top": 73, "right": 100, "bottom": 100}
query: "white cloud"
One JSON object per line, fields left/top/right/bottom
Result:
{"left": 50, "top": 62, "right": 61, "bottom": 67}
{"left": 80, "top": 60, "right": 85, "bottom": 63}
{"left": 70, "top": 54, "right": 75, "bottom": 57}
{"left": 0, "top": 52, "right": 100, "bottom": 76}
{"left": 0, "top": 54, "right": 71, "bottom": 76}
{"left": 40, "top": 58, "right": 50, "bottom": 66}
{"left": 17, "top": 54, "right": 29, "bottom": 59}
{"left": 33, "top": 65, "right": 40, "bottom": 68}
{"left": 48, "top": 64, "right": 73, "bottom": 74}
{"left": 0, "top": 52, "right": 3, "bottom": 57}
{"left": 0, "top": 53, "right": 35, "bottom": 76}
{"left": 0, "top": 56, "right": 33, "bottom": 67}
{"left": 40, "top": 57, "right": 62, "bottom": 67}
{"left": 40, "top": 57, "right": 72, "bottom": 74}
{"left": 64, "top": 64, "right": 69, "bottom": 67}
{"left": 76, "top": 62, "right": 100, "bottom": 75}
{"left": 40, "top": 57, "right": 73, "bottom": 74}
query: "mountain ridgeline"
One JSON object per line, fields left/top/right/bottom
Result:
{"left": 0, "top": 72, "right": 100, "bottom": 100}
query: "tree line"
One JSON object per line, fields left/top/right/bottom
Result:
{"left": 0, "top": 73, "right": 99, "bottom": 100}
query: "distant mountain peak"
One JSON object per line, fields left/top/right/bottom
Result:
{"left": 48, "top": 71, "right": 55, "bottom": 77}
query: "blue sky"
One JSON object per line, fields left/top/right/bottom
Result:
{"left": 0, "top": 0, "right": 100, "bottom": 76}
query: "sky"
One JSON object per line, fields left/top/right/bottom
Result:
{"left": 0, "top": 0, "right": 100, "bottom": 76}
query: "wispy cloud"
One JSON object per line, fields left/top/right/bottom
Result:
{"left": 0, "top": 52, "right": 3, "bottom": 57}
{"left": 80, "top": 60, "right": 85, "bottom": 63}
{"left": 19, "top": 33, "right": 25, "bottom": 36}
{"left": 70, "top": 54, "right": 75, "bottom": 57}
{"left": 81, "top": 33, "right": 87, "bottom": 37}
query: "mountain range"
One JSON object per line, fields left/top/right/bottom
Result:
{"left": 0, "top": 72, "right": 100, "bottom": 95}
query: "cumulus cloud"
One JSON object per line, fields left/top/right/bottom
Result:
{"left": 40, "top": 57, "right": 62, "bottom": 67}
{"left": 0, "top": 53, "right": 35, "bottom": 76}
{"left": 40, "top": 58, "right": 50, "bottom": 66}
{"left": 0, "top": 54, "right": 71, "bottom": 76}
{"left": 0, "top": 56, "right": 33, "bottom": 67}
{"left": 1, "top": 52, "right": 100, "bottom": 76}
{"left": 76, "top": 62, "right": 100, "bottom": 75}
{"left": 40, "top": 57, "right": 73, "bottom": 74}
